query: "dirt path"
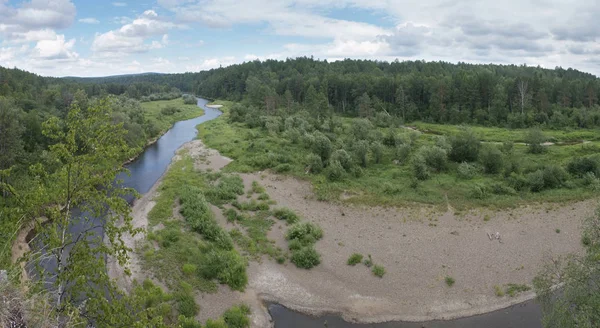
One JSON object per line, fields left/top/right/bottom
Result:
{"left": 111, "top": 137, "right": 594, "bottom": 327}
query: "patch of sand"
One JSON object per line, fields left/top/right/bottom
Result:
{"left": 241, "top": 172, "right": 593, "bottom": 323}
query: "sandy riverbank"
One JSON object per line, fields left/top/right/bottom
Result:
{"left": 110, "top": 138, "right": 593, "bottom": 327}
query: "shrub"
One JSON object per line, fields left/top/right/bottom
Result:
{"left": 347, "top": 253, "right": 363, "bottom": 266}
{"left": 273, "top": 208, "right": 300, "bottom": 224}
{"left": 449, "top": 128, "right": 480, "bottom": 162}
{"left": 201, "top": 250, "right": 248, "bottom": 291}
{"left": 418, "top": 146, "right": 448, "bottom": 172}
{"left": 161, "top": 229, "right": 181, "bottom": 248}
{"left": 505, "top": 284, "right": 530, "bottom": 297}
{"left": 500, "top": 141, "right": 514, "bottom": 154}
{"left": 435, "top": 136, "right": 452, "bottom": 153}
{"left": 363, "top": 254, "right": 373, "bottom": 267}
{"left": 525, "top": 128, "right": 547, "bottom": 154}
{"left": 395, "top": 144, "right": 411, "bottom": 163}
{"left": 182, "top": 263, "right": 197, "bottom": 276}
{"left": 175, "top": 292, "right": 198, "bottom": 318}
{"left": 353, "top": 140, "right": 370, "bottom": 167}
{"left": 178, "top": 316, "right": 203, "bottom": 328}
{"left": 567, "top": 155, "right": 600, "bottom": 177}
{"left": 325, "top": 159, "right": 346, "bottom": 182}
{"left": 305, "top": 153, "right": 323, "bottom": 174}
{"left": 372, "top": 265, "right": 386, "bottom": 278}
{"left": 290, "top": 246, "right": 321, "bottom": 269}
{"left": 224, "top": 208, "right": 240, "bottom": 222}
{"left": 479, "top": 145, "right": 504, "bottom": 174}
{"left": 205, "top": 319, "right": 228, "bottom": 328}
{"left": 161, "top": 105, "right": 181, "bottom": 116}
{"left": 542, "top": 165, "right": 568, "bottom": 189}
{"left": 457, "top": 162, "right": 477, "bottom": 180}
{"left": 205, "top": 175, "right": 245, "bottom": 204}
{"left": 312, "top": 132, "right": 332, "bottom": 161}
{"left": 223, "top": 305, "right": 251, "bottom": 328}
{"left": 286, "top": 222, "right": 323, "bottom": 243}
{"left": 508, "top": 172, "right": 529, "bottom": 191}
{"left": 445, "top": 276, "right": 455, "bottom": 287}
{"left": 526, "top": 170, "right": 545, "bottom": 192}
{"left": 273, "top": 163, "right": 292, "bottom": 173}
{"left": 490, "top": 183, "right": 517, "bottom": 196}
{"left": 331, "top": 149, "right": 353, "bottom": 171}
{"left": 469, "top": 184, "right": 490, "bottom": 199}
{"left": 350, "top": 119, "right": 373, "bottom": 140}
{"left": 371, "top": 141, "right": 384, "bottom": 164}
{"left": 183, "top": 94, "right": 197, "bottom": 104}
{"left": 412, "top": 155, "right": 430, "bottom": 181}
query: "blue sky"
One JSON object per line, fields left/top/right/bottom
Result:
{"left": 1, "top": 0, "right": 599, "bottom": 77}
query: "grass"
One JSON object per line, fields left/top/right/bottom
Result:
{"left": 505, "top": 283, "right": 531, "bottom": 297}
{"left": 273, "top": 208, "right": 300, "bottom": 224}
{"left": 198, "top": 101, "right": 600, "bottom": 210}
{"left": 494, "top": 285, "right": 505, "bottom": 297}
{"left": 141, "top": 97, "right": 204, "bottom": 135}
{"left": 445, "top": 276, "right": 456, "bottom": 287}
{"left": 372, "top": 265, "right": 386, "bottom": 278}
{"left": 556, "top": 228, "right": 561, "bottom": 233}
{"left": 347, "top": 253, "right": 364, "bottom": 266}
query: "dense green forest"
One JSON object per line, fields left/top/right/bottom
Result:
{"left": 65, "top": 57, "right": 600, "bottom": 128}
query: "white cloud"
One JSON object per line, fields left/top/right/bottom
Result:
{"left": 79, "top": 18, "right": 100, "bottom": 24}
{"left": 32, "top": 34, "right": 78, "bottom": 60}
{"left": 0, "top": 0, "right": 76, "bottom": 40}
{"left": 112, "top": 2, "right": 127, "bottom": 7}
{"left": 92, "top": 10, "right": 183, "bottom": 54}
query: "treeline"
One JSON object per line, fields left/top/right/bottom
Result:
{"left": 194, "top": 58, "right": 600, "bottom": 129}
{"left": 64, "top": 57, "right": 600, "bottom": 128}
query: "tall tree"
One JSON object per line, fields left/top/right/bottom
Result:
{"left": 0, "top": 97, "right": 24, "bottom": 197}
{"left": 24, "top": 99, "right": 142, "bottom": 324}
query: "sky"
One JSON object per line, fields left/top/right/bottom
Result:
{"left": 1, "top": 0, "right": 599, "bottom": 77}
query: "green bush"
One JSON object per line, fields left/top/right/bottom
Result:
{"left": 178, "top": 316, "right": 203, "bottom": 328}
{"left": 371, "top": 141, "right": 384, "bottom": 164}
{"left": 542, "top": 165, "right": 569, "bottom": 189}
{"left": 175, "top": 291, "right": 198, "bottom": 318}
{"left": 312, "top": 132, "right": 332, "bottom": 161}
{"left": 363, "top": 254, "right": 373, "bottom": 267}
{"left": 223, "top": 304, "right": 251, "bottom": 328}
{"left": 325, "top": 159, "right": 346, "bottom": 181}
{"left": 372, "top": 265, "right": 386, "bottom": 278}
{"left": 527, "top": 170, "right": 545, "bottom": 192}
{"left": 182, "top": 263, "right": 197, "bottom": 276}
{"left": 418, "top": 146, "right": 448, "bottom": 172}
{"left": 305, "top": 153, "right": 323, "bottom": 174}
{"left": 395, "top": 144, "right": 411, "bottom": 163}
{"left": 469, "top": 184, "right": 490, "bottom": 199}
{"left": 331, "top": 149, "right": 353, "bottom": 171}
{"left": 457, "top": 162, "right": 477, "bottom": 180}
{"left": 161, "top": 229, "right": 181, "bottom": 248}
{"left": 347, "top": 253, "right": 363, "bottom": 266}
{"left": 201, "top": 250, "right": 248, "bottom": 291}
{"left": 183, "top": 94, "right": 197, "bottom": 105}
{"left": 273, "top": 163, "right": 292, "bottom": 173}
{"left": 449, "top": 128, "right": 480, "bottom": 162}
{"left": 445, "top": 276, "right": 455, "bottom": 287}
{"left": 490, "top": 183, "right": 517, "bottom": 195}
{"left": 353, "top": 140, "right": 370, "bottom": 167}
{"left": 412, "top": 155, "right": 430, "bottom": 180}
{"left": 205, "top": 175, "right": 245, "bottom": 204}
{"left": 205, "top": 319, "right": 228, "bottom": 328}
{"left": 290, "top": 246, "right": 321, "bottom": 269}
{"left": 567, "top": 155, "right": 600, "bottom": 177}
{"left": 479, "top": 145, "right": 504, "bottom": 174}
{"left": 286, "top": 222, "right": 323, "bottom": 242}
{"left": 273, "top": 208, "right": 300, "bottom": 224}
{"left": 525, "top": 128, "right": 547, "bottom": 154}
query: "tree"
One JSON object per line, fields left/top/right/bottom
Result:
{"left": 356, "top": 92, "right": 373, "bottom": 118}
{"left": 525, "top": 128, "right": 547, "bottom": 154}
{"left": 516, "top": 78, "right": 530, "bottom": 115}
{"left": 24, "top": 99, "right": 143, "bottom": 324}
{"left": 534, "top": 206, "right": 600, "bottom": 328}
{"left": 0, "top": 97, "right": 24, "bottom": 197}
{"left": 449, "top": 128, "right": 480, "bottom": 162}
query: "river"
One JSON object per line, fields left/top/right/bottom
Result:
{"left": 31, "top": 97, "right": 545, "bottom": 327}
